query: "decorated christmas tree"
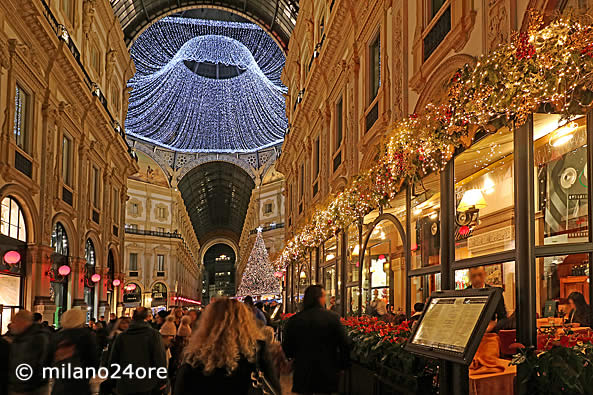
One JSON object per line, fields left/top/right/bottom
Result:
{"left": 237, "top": 228, "right": 281, "bottom": 296}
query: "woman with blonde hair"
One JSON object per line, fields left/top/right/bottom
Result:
{"left": 174, "top": 298, "right": 281, "bottom": 395}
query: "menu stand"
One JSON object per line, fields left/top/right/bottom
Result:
{"left": 404, "top": 288, "right": 502, "bottom": 395}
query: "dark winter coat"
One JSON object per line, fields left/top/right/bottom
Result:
{"left": 50, "top": 327, "right": 99, "bottom": 395}
{"left": 108, "top": 320, "right": 167, "bottom": 395}
{"left": 7, "top": 323, "right": 51, "bottom": 393}
{"left": 282, "top": 306, "right": 351, "bottom": 394}
{"left": 0, "top": 336, "right": 9, "bottom": 395}
{"left": 174, "top": 341, "right": 280, "bottom": 395}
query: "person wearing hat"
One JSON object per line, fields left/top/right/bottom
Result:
{"left": 51, "top": 309, "right": 99, "bottom": 395}
{"left": 153, "top": 309, "right": 169, "bottom": 330}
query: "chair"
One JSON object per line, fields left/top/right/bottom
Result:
{"left": 498, "top": 329, "right": 516, "bottom": 357}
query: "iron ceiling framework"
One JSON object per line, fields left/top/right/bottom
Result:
{"left": 110, "top": 0, "right": 299, "bottom": 51}
{"left": 178, "top": 161, "right": 255, "bottom": 243}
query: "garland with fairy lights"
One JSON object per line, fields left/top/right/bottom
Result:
{"left": 126, "top": 17, "right": 287, "bottom": 153}
{"left": 275, "top": 13, "right": 593, "bottom": 271}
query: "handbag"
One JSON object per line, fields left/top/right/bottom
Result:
{"left": 249, "top": 342, "right": 280, "bottom": 395}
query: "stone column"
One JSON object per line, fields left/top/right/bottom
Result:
{"left": 29, "top": 245, "right": 56, "bottom": 323}
{"left": 70, "top": 257, "right": 88, "bottom": 310}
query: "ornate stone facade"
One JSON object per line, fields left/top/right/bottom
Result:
{"left": 0, "top": 0, "right": 137, "bottom": 325}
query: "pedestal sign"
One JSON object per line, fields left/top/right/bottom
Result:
{"left": 404, "top": 287, "right": 502, "bottom": 364}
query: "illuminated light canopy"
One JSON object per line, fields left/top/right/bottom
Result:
{"left": 112, "top": 279, "right": 121, "bottom": 287}
{"left": 91, "top": 274, "right": 101, "bottom": 283}
{"left": 126, "top": 17, "right": 287, "bottom": 153}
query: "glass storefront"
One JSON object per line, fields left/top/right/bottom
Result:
{"left": 50, "top": 222, "right": 70, "bottom": 323}
{"left": 283, "top": 111, "right": 593, "bottom": 348}
{"left": 454, "top": 126, "right": 515, "bottom": 260}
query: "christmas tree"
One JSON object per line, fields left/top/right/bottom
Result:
{"left": 237, "top": 228, "right": 281, "bottom": 296}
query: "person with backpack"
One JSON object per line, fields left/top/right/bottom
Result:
{"left": 51, "top": 309, "right": 99, "bottom": 395}
{"left": 108, "top": 307, "right": 167, "bottom": 395}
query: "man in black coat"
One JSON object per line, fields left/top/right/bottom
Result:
{"left": 7, "top": 310, "right": 50, "bottom": 395}
{"left": 282, "top": 285, "right": 351, "bottom": 395}
{"left": 108, "top": 307, "right": 167, "bottom": 395}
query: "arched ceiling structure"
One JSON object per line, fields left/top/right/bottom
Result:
{"left": 110, "top": 0, "right": 299, "bottom": 51}
{"left": 178, "top": 161, "right": 255, "bottom": 244}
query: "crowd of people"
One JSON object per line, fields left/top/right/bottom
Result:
{"left": 1, "top": 285, "right": 351, "bottom": 395}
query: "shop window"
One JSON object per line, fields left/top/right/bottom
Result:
{"left": 410, "top": 274, "right": 441, "bottom": 310}
{"left": 13, "top": 84, "right": 30, "bottom": 153}
{"left": 411, "top": 172, "right": 441, "bottom": 269}
{"left": 346, "top": 286, "right": 360, "bottom": 316}
{"left": 369, "top": 34, "right": 381, "bottom": 103}
{"left": 428, "top": 0, "right": 447, "bottom": 20}
{"left": 1, "top": 196, "right": 27, "bottom": 242}
{"left": 62, "top": 134, "right": 73, "bottom": 187}
{"left": 346, "top": 223, "right": 360, "bottom": 283}
{"left": 85, "top": 239, "right": 95, "bottom": 266}
{"left": 454, "top": 262, "right": 516, "bottom": 317}
{"left": 129, "top": 253, "right": 138, "bottom": 271}
{"left": 454, "top": 126, "right": 515, "bottom": 260}
{"left": 533, "top": 114, "right": 588, "bottom": 245}
{"left": 535, "top": 253, "right": 591, "bottom": 324}
{"left": 323, "top": 265, "right": 337, "bottom": 305}
{"left": 51, "top": 222, "right": 69, "bottom": 257}
{"left": 363, "top": 220, "right": 404, "bottom": 312}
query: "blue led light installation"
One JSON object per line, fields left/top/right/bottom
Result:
{"left": 126, "top": 17, "right": 288, "bottom": 153}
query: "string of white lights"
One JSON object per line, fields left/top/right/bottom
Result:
{"left": 126, "top": 17, "right": 287, "bottom": 153}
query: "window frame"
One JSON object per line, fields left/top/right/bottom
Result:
{"left": 129, "top": 252, "right": 138, "bottom": 271}
{"left": 13, "top": 83, "right": 31, "bottom": 154}
{"left": 62, "top": 133, "right": 73, "bottom": 187}
{"left": 368, "top": 31, "right": 381, "bottom": 105}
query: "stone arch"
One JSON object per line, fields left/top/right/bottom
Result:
{"left": 178, "top": 154, "right": 256, "bottom": 181}
{"left": 414, "top": 54, "right": 477, "bottom": 113}
{"left": 132, "top": 143, "right": 173, "bottom": 183}
{"left": 83, "top": 230, "right": 103, "bottom": 268}
{"left": 0, "top": 183, "right": 40, "bottom": 244}
{"left": 51, "top": 213, "right": 79, "bottom": 258}
{"left": 199, "top": 237, "right": 239, "bottom": 267}
{"left": 107, "top": 244, "right": 120, "bottom": 274}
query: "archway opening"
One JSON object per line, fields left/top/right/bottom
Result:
{"left": 202, "top": 243, "right": 236, "bottom": 303}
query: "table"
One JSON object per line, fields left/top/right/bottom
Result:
{"left": 469, "top": 363, "right": 516, "bottom": 395}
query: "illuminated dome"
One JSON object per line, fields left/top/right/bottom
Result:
{"left": 126, "top": 17, "right": 287, "bottom": 153}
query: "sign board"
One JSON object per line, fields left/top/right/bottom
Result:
{"left": 123, "top": 293, "right": 141, "bottom": 303}
{"left": 404, "top": 287, "right": 502, "bottom": 365}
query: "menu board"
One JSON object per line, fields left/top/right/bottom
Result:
{"left": 404, "top": 288, "right": 501, "bottom": 364}
{"left": 411, "top": 296, "right": 488, "bottom": 353}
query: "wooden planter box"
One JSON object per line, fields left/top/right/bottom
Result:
{"left": 343, "top": 362, "right": 434, "bottom": 395}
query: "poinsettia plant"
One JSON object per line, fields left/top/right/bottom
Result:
{"left": 342, "top": 316, "right": 438, "bottom": 392}
{"left": 511, "top": 329, "right": 593, "bottom": 395}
